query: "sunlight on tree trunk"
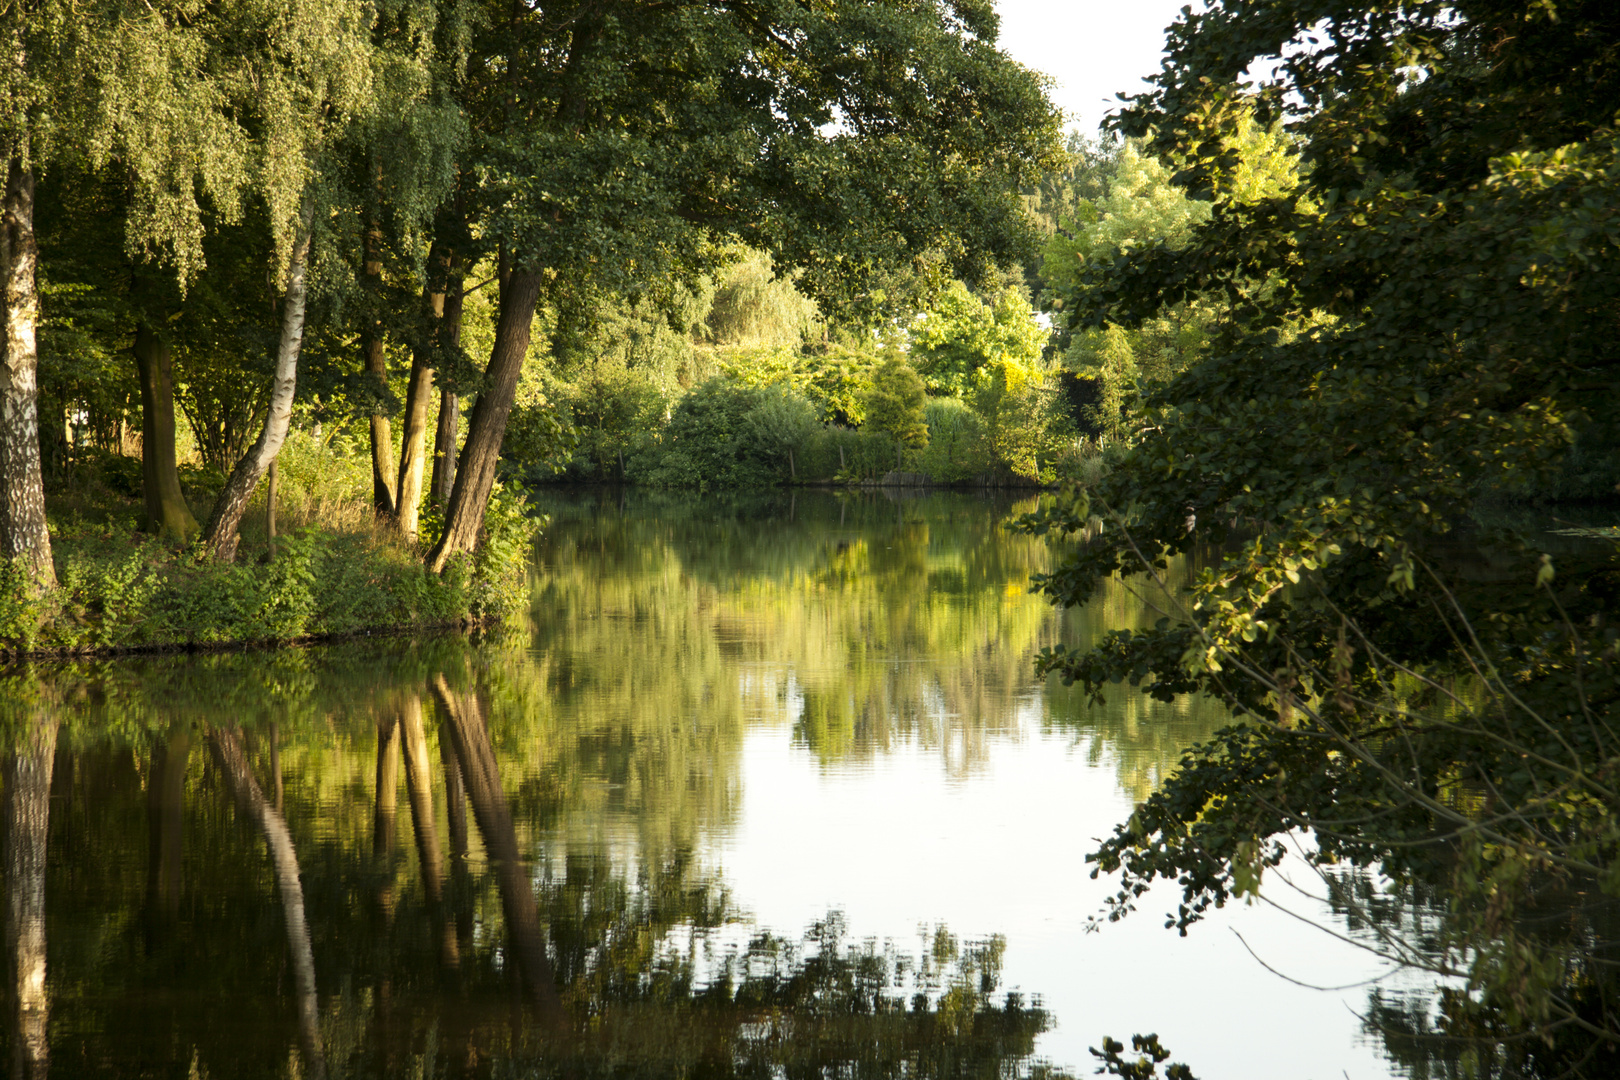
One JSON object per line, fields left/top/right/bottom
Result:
{"left": 1, "top": 158, "right": 55, "bottom": 591}
{"left": 201, "top": 195, "right": 315, "bottom": 561}
{"left": 363, "top": 220, "right": 396, "bottom": 520}
{"left": 396, "top": 243, "right": 459, "bottom": 541}
{"left": 427, "top": 273, "right": 542, "bottom": 573}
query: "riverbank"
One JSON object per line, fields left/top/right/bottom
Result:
{"left": 0, "top": 514, "right": 534, "bottom": 661}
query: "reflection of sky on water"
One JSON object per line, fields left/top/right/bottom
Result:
{"left": 717, "top": 707, "right": 1415, "bottom": 1080}
{"left": 523, "top": 491, "right": 1441, "bottom": 1078}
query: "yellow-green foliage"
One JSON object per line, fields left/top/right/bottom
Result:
{"left": 1046, "top": 119, "right": 1300, "bottom": 439}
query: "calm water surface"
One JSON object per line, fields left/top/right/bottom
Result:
{"left": 3, "top": 491, "right": 1425, "bottom": 1078}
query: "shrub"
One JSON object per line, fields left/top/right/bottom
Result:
{"left": 636, "top": 378, "right": 778, "bottom": 490}
{"left": 915, "top": 398, "right": 987, "bottom": 482}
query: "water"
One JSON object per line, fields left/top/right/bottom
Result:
{"left": 2, "top": 490, "right": 1427, "bottom": 1078}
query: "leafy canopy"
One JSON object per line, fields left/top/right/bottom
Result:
{"left": 1022, "top": 0, "right": 1620, "bottom": 1064}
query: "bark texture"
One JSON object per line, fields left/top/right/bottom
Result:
{"left": 432, "top": 675, "right": 562, "bottom": 1020}
{"left": 199, "top": 195, "right": 315, "bottom": 561}
{"left": 395, "top": 242, "right": 459, "bottom": 542}
{"left": 134, "top": 324, "right": 199, "bottom": 541}
{"left": 429, "top": 389, "right": 459, "bottom": 509}
{"left": 208, "top": 726, "right": 326, "bottom": 1080}
{"left": 5, "top": 711, "right": 58, "bottom": 1080}
{"left": 362, "top": 222, "right": 396, "bottom": 518}
{"left": 426, "top": 272, "right": 543, "bottom": 573}
{"left": 0, "top": 158, "right": 55, "bottom": 590}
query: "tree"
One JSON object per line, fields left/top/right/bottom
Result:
{"left": 745, "top": 383, "right": 821, "bottom": 481}
{"left": 862, "top": 356, "right": 929, "bottom": 470}
{"left": 1023, "top": 0, "right": 1620, "bottom": 1067}
{"left": 196, "top": 0, "right": 404, "bottom": 560}
{"left": 910, "top": 280, "right": 1048, "bottom": 398}
{"left": 1039, "top": 125, "right": 1297, "bottom": 440}
{"left": 423, "top": 0, "right": 1061, "bottom": 571}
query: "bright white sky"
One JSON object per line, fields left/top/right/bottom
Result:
{"left": 993, "top": 0, "right": 1195, "bottom": 136}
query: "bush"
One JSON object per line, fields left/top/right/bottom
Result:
{"left": 915, "top": 398, "right": 987, "bottom": 482}
{"left": 0, "top": 506, "right": 537, "bottom": 656}
{"left": 636, "top": 378, "right": 780, "bottom": 490}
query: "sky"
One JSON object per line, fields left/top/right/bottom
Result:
{"left": 992, "top": 0, "right": 1195, "bottom": 136}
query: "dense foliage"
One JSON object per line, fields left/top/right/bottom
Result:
{"left": 1022, "top": 1, "right": 1620, "bottom": 1072}
{"left": 1, "top": 0, "right": 1075, "bottom": 647}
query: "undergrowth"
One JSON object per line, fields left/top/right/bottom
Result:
{"left": 4, "top": 447, "right": 543, "bottom": 656}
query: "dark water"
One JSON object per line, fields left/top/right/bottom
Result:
{"left": 0, "top": 491, "right": 1417, "bottom": 1078}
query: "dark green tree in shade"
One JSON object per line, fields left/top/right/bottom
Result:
{"left": 1021, "top": 1, "right": 1620, "bottom": 1072}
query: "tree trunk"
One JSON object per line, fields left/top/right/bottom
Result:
{"left": 208, "top": 726, "right": 326, "bottom": 1080}
{"left": 363, "top": 221, "right": 396, "bottom": 519}
{"left": 0, "top": 157, "right": 55, "bottom": 591}
{"left": 199, "top": 194, "right": 315, "bottom": 562}
{"left": 431, "top": 675, "right": 562, "bottom": 1021}
{"left": 265, "top": 461, "right": 277, "bottom": 561}
{"left": 5, "top": 711, "right": 57, "bottom": 1080}
{"left": 397, "top": 243, "right": 462, "bottom": 541}
{"left": 430, "top": 390, "right": 458, "bottom": 509}
{"left": 133, "top": 324, "right": 199, "bottom": 541}
{"left": 426, "top": 272, "right": 542, "bottom": 573}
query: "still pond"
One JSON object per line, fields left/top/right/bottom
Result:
{"left": 2, "top": 491, "right": 1436, "bottom": 1078}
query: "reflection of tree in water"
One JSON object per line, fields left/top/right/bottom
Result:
{"left": 532, "top": 491, "right": 1078, "bottom": 777}
{"left": 5, "top": 660, "right": 1068, "bottom": 1079}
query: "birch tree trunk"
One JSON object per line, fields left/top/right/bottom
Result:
{"left": 426, "top": 272, "right": 543, "bottom": 573}
{"left": 134, "top": 324, "right": 200, "bottom": 541}
{"left": 208, "top": 726, "right": 326, "bottom": 1080}
{"left": 5, "top": 711, "right": 57, "bottom": 1080}
{"left": 0, "top": 157, "right": 54, "bottom": 590}
{"left": 199, "top": 194, "right": 315, "bottom": 562}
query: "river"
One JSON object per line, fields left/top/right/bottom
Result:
{"left": 0, "top": 490, "right": 1433, "bottom": 1078}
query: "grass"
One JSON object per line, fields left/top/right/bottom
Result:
{"left": 3, "top": 431, "right": 538, "bottom": 658}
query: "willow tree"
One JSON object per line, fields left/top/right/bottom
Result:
{"left": 418, "top": 0, "right": 1061, "bottom": 571}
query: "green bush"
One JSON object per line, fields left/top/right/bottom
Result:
{"left": 797, "top": 426, "right": 894, "bottom": 482}
{"left": 635, "top": 378, "right": 779, "bottom": 490}
{"left": 915, "top": 398, "right": 988, "bottom": 482}
{"left": 0, "top": 507, "right": 538, "bottom": 656}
